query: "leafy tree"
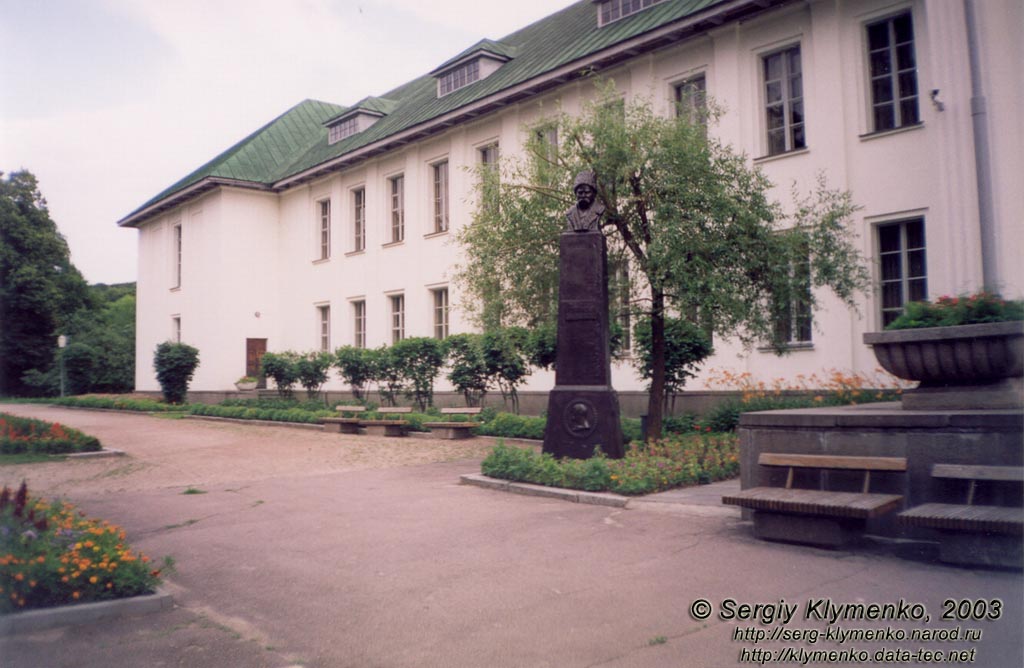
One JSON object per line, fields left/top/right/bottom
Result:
{"left": 62, "top": 342, "right": 98, "bottom": 395}
{"left": 633, "top": 316, "right": 713, "bottom": 412}
{"left": 480, "top": 327, "right": 531, "bottom": 414}
{"left": 391, "top": 337, "right": 445, "bottom": 411}
{"left": 366, "top": 346, "right": 404, "bottom": 407}
{"left": 0, "top": 170, "right": 90, "bottom": 395}
{"left": 260, "top": 352, "right": 300, "bottom": 398}
{"left": 334, "top": 346, "right": 374, "bottom": 400}
{"left": 153, "top": 341, "right": 200, "bottom": 404}
{"left": 444, "top": 334, "right": 489, "bottom": 407}
{"left": 295, "top": 351, "right": 333, "bottom": 399}
{"left": 456, "top": 83, "right": 869, "bottom": 438}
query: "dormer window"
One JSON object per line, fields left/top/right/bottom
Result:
{"left": 439, "top": 60, "right": 481, "bottom": 97}
{"left": 432, "top": 39, "right": 515, "bottom": 98}
{"left": 328, "top": 117, "right": 359, "bottom": 144}
{"left": 324, "top": 97, "right": 395, "bottom": 145}
{"left": 595, "top": 0, "right": 665, "bottom": 27}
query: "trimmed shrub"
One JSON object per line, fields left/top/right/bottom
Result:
{"left": 153, "top": 342, "right": 200, "bottom": 404}
{"left": 50, "top": 396, "right": 179, "bottom": 412}
{"left": 334, "top": 346, "right": 374, "bottom": 400}
{"left": 295, "top": 352, "right": 333, "bottom": 399}
{"left": 260, "top": 352, "right": 300, "bottom": 398}
{"left": 474, "top": 413, "right": 546, "bottom": 440}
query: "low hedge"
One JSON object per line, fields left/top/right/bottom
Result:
{"left": 188, "top": 404, "right": 333, "bottom": 424}
{"left": 50, "top": 396, "right": 182, "bottom": 412}
{"left": 0, "top": 413, "right": 101, "bottom": 455}
{"left": 481, "top": 431, "right": 739, "bottom": 496}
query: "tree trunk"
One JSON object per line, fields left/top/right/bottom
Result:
{"left": 646, "top": 288, "right": 667, "bottom": 440}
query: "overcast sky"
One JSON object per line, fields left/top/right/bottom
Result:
{"left": 1, "top": 0, "right": 579, "bottom": 285}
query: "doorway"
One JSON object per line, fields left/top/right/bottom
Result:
{"left": 246, "top": 338, "right": 268, "bottom": 389}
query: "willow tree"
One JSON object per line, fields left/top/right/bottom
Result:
{"left": 457, "top": 83, "right": 869, "bottom": 439}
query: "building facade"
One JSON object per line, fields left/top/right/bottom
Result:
{"left": 121, "top": 0, "right": 1022, "bottom": 395}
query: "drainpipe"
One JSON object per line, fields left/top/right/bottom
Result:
{"left": 963, "top": 0, "right": 998, "bottom": 291}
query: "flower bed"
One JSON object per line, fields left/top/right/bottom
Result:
{"left": 0, "top": 413, "right": 101, "bottom": 455}
{"left": 885, "top": 292, "right": 1023, "bottom": 330}
{"left": 1, "top": 482, "right": 170, "bottom": 612}
{"left": 481, "top": 431, "right": 739, "bottom": 496}
{"left": 51, "top": 396, "right": 182, "bottom": 412}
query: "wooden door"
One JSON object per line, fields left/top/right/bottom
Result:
{"left": 246, "top": 338, "right": 268, "bottom": 389}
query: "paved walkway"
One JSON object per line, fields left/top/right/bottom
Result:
{"left": 0, "top": 405, "right": 1021, "bottom": 667}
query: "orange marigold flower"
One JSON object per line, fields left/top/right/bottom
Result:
{"left": 14, "top": 573, "right": 24, "bottom": 582}
{"left": 89, "top": 576, "right": 98, "bottom": 584}
{"left": 72, "top": 591, "right": 81, "bottom": 599}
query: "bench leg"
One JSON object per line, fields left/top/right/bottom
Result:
{"left": 364, "top": 425, "right": 407, "bottom": 437}
{"left": 937, "top": 531, "right": 1023, "bottom": 569}
{"left": 752, "top": 511, "right": 861, "bottom": 548}
{"left": 430, "top": 427, "right": 472, "bottom": 440}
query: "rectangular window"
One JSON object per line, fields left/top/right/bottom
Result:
{"left": 328, "top": 117, "right": 359, "bottom": 144}
{"left": 432, "top": 161, "right": 449, "bottom": 233}
{"left": 172, "top": 316, "right": 181, "bottom": 343}
{"left": 353, "top": 188, "right": 365, "bottom": 252}
{"left": 438, "top": 60, "right": 480, "bottom": 96}
{"left": 432, "top": 288, "right": 449, "bottom": 340}
{"left": 172, "top": 224, "right": 182, "bottom": 288}
{"left": 867, "top": 12, "right": 919, "bottom": 132}
{"left": 389, "top": 175, "right": 404, "bottom": 243}
{"left": 878, "top": 218, "right": 927, "bottom": 327}
{"left": 478, "top": 144, "right": 499, "bottom": 213}
{"left": 318, "top": 305, "right": 331, "bottom": 351}
{"left": 318, "top": 200, "right": 331, "bottom": 260}
{"left": 674, "top": 74, "right": 707, "bottom": 124}
{"left": 597, "top": 0, "right": 664, "bottom": 26}
{"left": 390, "top": 294, "right": 405, "bottom": 343}
{"left": 772, "top": 249, "right": 813, "bottom": 345}
{"left": 763, "top": 46, "right": 805, "bottom": 155}
{"left": 353, "top": 300, "right": 366, "bottom": 348}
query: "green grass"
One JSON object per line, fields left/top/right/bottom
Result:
{"left": 0, "top": 453, "right": 69, "bottom": 465}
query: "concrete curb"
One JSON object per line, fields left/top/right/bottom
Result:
{"left": 459, "top": 473, "right": 628, "bottom": 507}
{"left": 0, "top": 588, "right": 173, "bottom": 635}
{"left": 67, "top": 449, "right": 125, "bottom": 459}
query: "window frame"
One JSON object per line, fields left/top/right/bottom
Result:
{"left": 388, "top": 174, "right": 405, "bottom": 244}
{"left": 673, "top": 73, "right": 707, "bottom": 124}
{"left": 438, "top": 60, "right": 480, "bottom": 97}
{"left": 317, "top": 199, "right": 331, "bottom": 261}
{"left": 171, "top": 223, "right": 182, "bottom": 289}
{"left": 597, "top": 0, "right": 665, "bottom": 27}
{"left": 352, "top": 187, "right": 366, "bottom": 252}
{"left": 865, "top": 11, "right": 920, "bottom": 133}
{"left": 431, "top": 160, "right": 450, "bottom": 234}
{"left": 771, "top": 246, "right": 813, "bottom": 346}
{"left": 317, "top": 304, "right": 331, "bottom": 352}
{"left": 352, "top": 300, "right": 366, "bottom": 349}
{"left": 876, "top": 217, "right": 927, "bottom": 328}
{"left": 432, "top": 287, "right": 449, "bottom": 340}
{"left": 761, "top": 44, "right": 806, "bottom": 157}
{"left": 389, "top": 294, "right": 406, "bottom": 343}
{"left": 171, "top": 315, "right": 181, "bottom": 343}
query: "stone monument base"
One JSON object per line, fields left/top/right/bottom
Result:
{"left": 543, "top": 386, "right": 625, "bottom": 460}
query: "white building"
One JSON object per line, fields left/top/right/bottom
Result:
{"left": 120, "top": 0, "right": 1022, "bottom": 398}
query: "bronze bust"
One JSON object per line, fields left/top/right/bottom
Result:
{"left": 565, "top": 170, "right": 604, "bottom": 233}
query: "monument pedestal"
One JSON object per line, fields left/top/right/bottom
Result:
{"left": 542, "top": 231, "right": 624, "bottom": 459}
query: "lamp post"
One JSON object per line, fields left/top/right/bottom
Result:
{"left": 57, "top": 335, "right": 67, "bottom": 397}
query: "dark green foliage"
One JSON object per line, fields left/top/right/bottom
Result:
{"left": 0, "top": 171, "right": 91, "bottom": 396}
{"left": 152, "top": 342, "right": 200, "bottom": 404}
{"left": 633, "top": 316, "right": 713, "bottom": 394}
{"left": 334, "top": 346, "right": 374, "bottom": 399}
{"left": 188, "top": 404, "right": 332, "bottom": 424}
{"left": 474, "top": 412, "right": 547, "bottom": 440}
{"left": 0, "top": 412, "right": 101, "bottom": 454}
{"left": 443, "top": 334, "right": 489, "bottom": 406}
{"left": 525, "top": 322, "right": 557, "bottom": 371}
{"left": 366, "top": 346, "right": 404, "bottom": 407}
{"left": 260, "top": 352, "right": 300, "bottom": 398}
{"left": 697, "top": 391, "right": 900, "bottom": 432}
{"left": 391, "top": 337, "right": 445, "bottom": 411}
{"left": 481, "top": 431, "right": 739, "bottom": 495}
{"left": 295, "top": 352, "right": 333, "bottom": 399}
{"left": 61, "top": 342, "right": 97, "bottom": 395}
{"left": 50, "top": 396, "right": 179, "bottom": 412}
{"left": 480, "top": 327, "right": 530, "bottom": 414}
{"left": 887, "top": 292, "right": 1024, "bottom": 330}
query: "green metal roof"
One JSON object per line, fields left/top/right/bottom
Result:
{"left": 122, "top": 0, "right": 766, "bottom": 226}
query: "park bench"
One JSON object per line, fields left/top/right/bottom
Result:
{"left": 722, "top": 453, "right": 907, "bottom": 547}
{"left": 899, "top": 464, "right": 1023, "bottom": 568}
{"left": 320, "top": 405, "right": 367, "bottom": 434}
{"left": 359, "top": 407, "right": 412, "bottom": 437}
{"left": 424, "top": 407, "right": 483, "bottom": 440}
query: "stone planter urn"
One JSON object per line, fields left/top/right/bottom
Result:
{"left": 234, "top": 379, "right": 259, "bottom": 391}
{"left": 863, "top": 321, "right": 1023, "bottom": 410}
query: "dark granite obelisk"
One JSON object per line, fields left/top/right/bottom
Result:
{"left": 542, "top": 173, "right": 624, "bottom": 459}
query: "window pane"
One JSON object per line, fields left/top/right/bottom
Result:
{"left": 908, "top": 278, "right": 927, "bottom": 302}
{"left": 765, "top": 104, "right": 784, "bottom": 130}
{"left": 872, "top": 78, "right": 894, "bottom": 104}
{"left": 867, "top": 22, "right": 890, "bottom": 51}
{"left": 787, "top": 48, "right": 801, "bottom": 74}
{"left": 764, "top": 53, "right": 781, "bottom": 81}
{"left": 881, "top": 254, "right": 902, "bottom": 281}
{"left": 882, "top": 283, "right": 903, "bottom": 310}
{"left": 900, "top": 99, "right": 919, "bottom": 125}
{"left": 767, "top": 129, "right": 786, "bottom": 155}
{"left": 870, "top": 51, "right": 892, "bottom": 77}
{"left": 765, "top": 81, "right": 782, "bottom": 104}
{"left": 893, "top": 13, "right": 914, "bottom": 43}
{"left": 788, "top": 75, "right": 802, "bottom": 100}
{"left": 878, "top": 225, "right": 901, "bottom": 252}
{"left": 791, "top": 124, "right": 806, "bottom": 150}
{"left": 790, "top": 101, "right": 804, "bottom": 125}
{"left": 905, "top": 219, "right": 925, "bottom": 248}
{"left": 908, "top": 250, "right": 926, "bottom": 278}
{"left": 873, "top": 105, "right": 895, "bottom": 132}
{"left": 896, "top": 43, "right": 915, "bottom": 70}
{"left": 898, "top": 72, "right": 917, "bottom": 98}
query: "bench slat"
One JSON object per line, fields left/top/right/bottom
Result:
{"left": 424, "top": 422, "right": 477, "bottom": 428}
{"left": 723, "top": 487, "right": 903, "bottom": 519}
{"left": 440, "top": 407, "right": 482, "bottom": 415}
{"left": 932, "top": 464, "right": 1024, "bottom": 482}
{"left": 759, "top": 453, "right": 907, "bottom": 472}
{"left": 335, "top": 405, "right": 365, "bottom": 413}
{"left": 900, "top": 503, "right": 1024, "bottom": 535}
{"left": 379, "top": 407, "right": 413, "bottom": 414}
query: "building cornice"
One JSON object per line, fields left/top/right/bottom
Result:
{"left": 117, "top": 177, "right": 272, "bottom": 228}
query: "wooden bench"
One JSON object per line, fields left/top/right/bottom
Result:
{"left": 722, "top": 453, "right": 907, "bottom": 547}
{"left": 320, "top": 405, "right": 367, "bottom": 433}
{"left": 359, "top": 408, "right": 412, "bottom": 437}
{"left": 899, "top": 464, "right": 1023, "bottom": 568}
{"left": 424, "top": 407, "right": 482, "bottom": 440}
